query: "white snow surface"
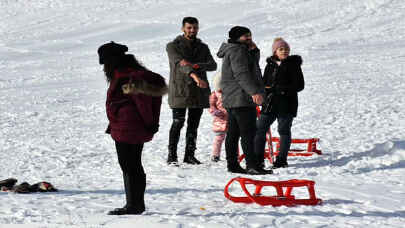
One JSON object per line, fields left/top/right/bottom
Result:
{"left": 1, "top": 0, "right": 405, "bottom": 227}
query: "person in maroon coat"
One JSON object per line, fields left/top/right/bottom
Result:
{"left": 98, "top": 42, "right": 168, "bottom": 215}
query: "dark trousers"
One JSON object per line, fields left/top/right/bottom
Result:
{"left": 115, "top": 141, "right": 145, "bottom": 209}
{"left": 225, "top": 107, "right": 258, "bottom": 168}
{"left": 254, "top": 112, "right": 293, "bottom": 163}
{"left": 169, "top": 108, "right": 203, "bottom": 151}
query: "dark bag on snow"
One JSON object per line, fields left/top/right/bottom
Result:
{"left": 1, "top": 178, "right": 58, "bottom": 193}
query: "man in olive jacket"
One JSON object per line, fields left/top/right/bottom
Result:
{"left": 217, "top": 26, "right": 272, "bottom": 175}
{"left": 166, "top": 17, "right": 217, "bottom": 165}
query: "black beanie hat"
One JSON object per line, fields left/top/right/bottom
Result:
{"left": 228, "top": 26, "right": 251, "bottom": 41}
{"left": 97, "top": 41, "right": 128, "bottom": 65}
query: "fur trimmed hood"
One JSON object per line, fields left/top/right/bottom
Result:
{"left": 122, "top": 78, "right": 168, "bottom": 97}
{"left": 266, "top": 55, "right": 302, "bottom": 66}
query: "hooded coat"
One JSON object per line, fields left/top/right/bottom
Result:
{"left": 262, "top": 55, "right": 305, "bottom": 117}
{"left": 209, "top": 91, "right": 228, "bottom": 132}
{"left": 106, "top": 68, "right": 168, "bottom": 144}
{"left": 216, "top": 42, "right": 264, "bottom": 108}
{"left": 166, "top": 35, "right": 217, "bottom": 108}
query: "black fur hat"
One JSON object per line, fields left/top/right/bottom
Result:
{"left": 97, "top": 41, "right": 128, "bottom": 65}
{"left": 229, "top": 26, "right": 251, "bottom": 41}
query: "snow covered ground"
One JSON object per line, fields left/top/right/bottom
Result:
{"left": 1, "top": 0, "right": 405, "bottom": 227}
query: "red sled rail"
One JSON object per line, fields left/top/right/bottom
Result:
{"left": 270, "top": 136, "right": 322, "bottom": 157}
{"left": 237, "top": 107, "right": 322, "bottom": 164}
{"left": 224, "top": 177, "right": 322, "bottom": 206}
{"left": 238, "top": 134, "right": 322, "bottom": 164}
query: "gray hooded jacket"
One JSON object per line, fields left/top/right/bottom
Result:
{"left": 217, "top": 42, "right": 264, "bottom": 108}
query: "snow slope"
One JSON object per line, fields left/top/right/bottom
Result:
{"left": 1, "top": 0, "right": 404, "bottom": 227}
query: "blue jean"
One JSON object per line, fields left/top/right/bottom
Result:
{"left": 254, "top": 112, "right": 294, "bottom": 164}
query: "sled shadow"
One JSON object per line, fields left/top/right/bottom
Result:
{"left": 40, "top": 187, "right": 223, "bottom": 196}
{"left": 147, "top": 187, "right": 223, "bottom": 195}
{"left": 321, "top": 199, "right": 358, "bottom": 205}
{"left": 53, "top": 189, "right": 123, "bottom": 195}
{"left": 148, "top": 207, "right": 405, "bottom": 220}
{"left": 293, "top": 140, "right": 405, "bottom": 173}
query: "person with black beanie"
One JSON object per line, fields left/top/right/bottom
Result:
{"left": 216, "top": 26, "right": 272, "bottom": 175}
{"left": 98, "top": 41, "right": 168, "bottom": 215}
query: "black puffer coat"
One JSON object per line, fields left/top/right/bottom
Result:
{"left": 262, "top": 55, "right": 304, "bottom": 117}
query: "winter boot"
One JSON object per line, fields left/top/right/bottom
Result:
{"left": 167, "top": 122, "right": 182, "bottom": 165}
{"left": 272, "top": 134, "right": 290, "bottom": 169}
{"left": 183, "top": 133, "right": 201, "bottom": 164}
{"left": 272, "top": 159, "right": 288, "bottom": 169}
{"left": 227, "top": 162, "right": 246, "bottom": 174}
{"left": 108, "top": 172, "right": 145, "bottom": 215}
{"left": 246, "top": 166, "right": 273, "bottom": 175}
{"left": 247, "top": 155, "right": 272, "bottom": 174}
{"left": 167, "top": 146, "right": 178, "bottom": 165}
{"left": 257, "top": 157, "right": 265, "bottom": 169}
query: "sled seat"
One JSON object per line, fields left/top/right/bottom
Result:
{"left": 237, "top": 106, "right": 322, "bottom": 164}
{"left": 224, "top": 177, "right": 322, "bottom": 206}
{"left": 270, "top": 137, "right": 322, "bottom": 157}
{"left": 238, "top": 131, "right": 322, "bottom": 164}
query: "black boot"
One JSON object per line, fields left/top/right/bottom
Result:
{"left": 225, "top": 143, "right": 245, "bottom": 173}
{"left": 183, "top": 134, "right": 201, "bottom": 165}
{"left": 108, "top": 172, "right": 145, "bottom": 215}
{"left": 227, "top": 162, "right": 246, "bottom": 174}
{"left": 272, "top": 159, "right": 288, "bottom": 169}
{"left": 257, "top": 157, "right": 265, "bottom": 169}
{"left": 272, "top": 134, "right": 290, "bottom": 169}
{"left": 246, "top": 166, "right": 273, "bottom": 175}
{"left": 167, "top": 121, "right": 182, "bottom": 165}
{"left": 167, "top": 146, "right": 178, "bottom": 165}
{"left": 246, "top": 156, "right": 273, "bottom": 175}
{"left": 183, "top": 149, "right": 201, "bottom": 164}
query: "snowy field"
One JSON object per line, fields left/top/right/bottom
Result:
{"left": 1, "top": 0, "right": 405, "bottom": 227}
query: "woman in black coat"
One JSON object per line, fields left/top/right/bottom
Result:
{"left": 254, "top": 38, "right": 304, "bottom": 168}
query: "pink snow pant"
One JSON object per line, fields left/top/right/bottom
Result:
{"left": 212, "top": 132, "right": 226, "bottom": 157}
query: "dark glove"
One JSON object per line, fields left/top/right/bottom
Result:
{"left": 146, "top": 124, "right": 159, "bottom": 134}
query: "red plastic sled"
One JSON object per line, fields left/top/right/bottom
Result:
{"left": 224, "top": 177, "right": 322, "bottom": 206}
{"left": 238, "top": 107, "right": 322, "bottom": 164}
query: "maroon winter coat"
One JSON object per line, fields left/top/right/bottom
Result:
{"left": 106, "top": 68, "right": 168, "bottom": 144}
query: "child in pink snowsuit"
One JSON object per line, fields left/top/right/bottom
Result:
{"left": 209, "top": 72, "right": 228, "bottom": 162}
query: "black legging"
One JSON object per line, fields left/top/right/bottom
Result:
{"left": 115, "top": 142, "right": 145, "bottom": 175}
{"left": 114, "top": 141, "right": 146, "bottom": 209}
